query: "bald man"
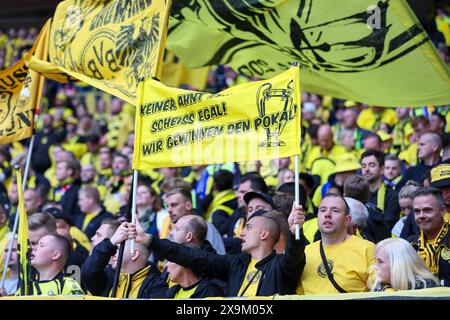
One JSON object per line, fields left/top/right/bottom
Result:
{"left": 397, "top": 132, "right": 443, "bottom": 190}
{"left": 129, "top": 206, "right": 307, "bottom": 297}
{"left": 305, "top": 124, "right": 347, "bottom": 178}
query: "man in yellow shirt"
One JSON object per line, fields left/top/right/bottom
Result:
{"left": 297, "top": 193, "right": 376, "bottom": 294}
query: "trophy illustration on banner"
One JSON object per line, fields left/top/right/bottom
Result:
{"left": 256, "top": 79, "right": 294, "bottom": 147}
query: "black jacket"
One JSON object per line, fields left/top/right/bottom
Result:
{"left": 150, "top": 232, "right": 307, "bottom": 296}
{"left": 80, "top": 238, "right": 168, "bottom": 297}
{"left": 368, "top": 185, "right": 400, "bottom": 230}
{"left": 166, "top": 278, "right": 224, "bottom": 298}
{"left": 362, "top": 203, "right": 391, "bottom": 243}
{"left": 396, "top": 160, "right": 442, "bottom": 191}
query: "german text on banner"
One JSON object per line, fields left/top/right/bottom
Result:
{"left": 167, "top": 0, "right": 450, "bottom": 107}
{"left": 16, "top": 169, "right": 32, "bottom": 295}
{"left": 42, "top": 0, "right": 171, "bottom": 105}
{"left": 0, "top": 20, "right": 50, "bottom": 145}
{"left": 133, "top": 67, "right": 301, "bottom": 169}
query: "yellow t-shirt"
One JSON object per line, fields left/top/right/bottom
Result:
{"left": 297, "top": 236, "right": 376, "bottom": 294}
{"left": 174, "top": 284, "right": 199, "bottom": 299}
{"left": 238, "top": 258, "right": 262, "bottom": 297}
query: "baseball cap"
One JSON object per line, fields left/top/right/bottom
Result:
{"left": 243, "top": 192, "right": 276, "bottom": 209}
{"left": 430, "top": 164, "right": 450, "bottom": 188}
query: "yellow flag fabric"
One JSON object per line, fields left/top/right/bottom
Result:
{"left": 133, "top": 67, "right": 301, "bottom": 169}
{"left": 167, "top": 0, "right": 450, "bottom": 107}
{"left": 161, "top": 50, "right": 210, "bottom": 90}
{"left": 0, "top": 20, "right": 50, "bottom": 144}
{"left": 16, "top": 168, "right": 31, "bottom": 296}
{"left": 31, "top": 0, "right": 171, "bottom": 105}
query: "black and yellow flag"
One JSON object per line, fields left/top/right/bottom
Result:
{"left": 0, "top": 20, "right": 50, "bottom": 145}
{"left": 16, "top": 168, "right": 31, "bottom": 295}
{"left": 167, "top": 0, "right": 450, "bottom": 107}
{"left": 161, "top": 50, "right": 210, "bottom": 91}
{"left": 30, "top": 0, "right": 172, "bottom": 106}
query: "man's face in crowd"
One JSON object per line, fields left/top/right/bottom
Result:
{"left": 363, "top": 136, "right": 381, "bottom": 151}
{"left": 136, "top": 185, "right": 155, "bottom": 208}
{"left": 112, "top": 156, "right": 128, "bottom": 175}
{"left": 439, "top": 185, "right": 450, "bottom": 207}
{"left": 29, "top": 227, "right": 51, "bottom": 252}
{"left": 236, "top": 181, "right": 253, "bottom": 210}
{"left": 342, "top": 109, "right": 357, "bottom": 129}
{"left": 165, "top": 193, "right": 192, "bottom": 223}
{"left": 247, "top": 198, "right": 273, "bottom": 218}
{"left": 99, "top": 152, "right": 112, "bottom": 170}
{"left": 81, "top": 164, "right": 96, "bottom": 183}
{"left": 417, "top": 135, "right": 436, "bottom": 160}
{"left": 413, "top": 195, "right": 445, "bottom": 237}
{"left": 169, "top": 216, "right": 191, "bottom": 244}
{"left": 240, "top": 216, "right": 265, "bottom": 254}
{"left": 361, "top": 155, "right": 383, "bottom": 184}
{"left": 384, "top": 159, "right": 401, "bottom": 181}
{"left": 91, "top": 224, "right": 114, "bottom": 251}
{"left": 317, "top": 196, "right": 351, "bottom": 236}
{"left": 55, "top": 162, "right": 71, "bottom": 182}
{"left": 24, "top": 189, "right": 40, "bottom": 215}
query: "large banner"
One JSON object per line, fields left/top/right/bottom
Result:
{"left": 32, "top": 0, "right": 171, "bottom": 105}
{"left": 133, "top": 67, "right": 301, "bottom": 169}
{"left": 0, "top": 20, "right": 50, "bottom": 144}
{"left": 167, "top": 0, "right": 450, "bottom": 107}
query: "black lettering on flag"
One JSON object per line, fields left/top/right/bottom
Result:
{"left": 142, "top": 138, "right": 164, "bottom": 156}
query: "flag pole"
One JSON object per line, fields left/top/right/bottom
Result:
{"left": 111, "top": 171, "right": 135, "bottom": 297}
{"left": 294, "top": 154, "right": 300, "bottom": 240}
{"left": 130, "top": 170, "right": 138, "bottom": 255}
{"left": 1, "top": 124, "right": 36, "bottom": 288}
{"left": 111, "top": 78, "right": 144, "bottom": 296}
{"left": 291, "top": 62, "right": 302, "bottom": 240}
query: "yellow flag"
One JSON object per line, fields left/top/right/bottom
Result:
{"left": 0, "top": 20, "right": 50, "bottom": 144}
{"left": 133, "top": 66, "right": 301, "bottom": 169}
{"left": 16, "top": 168, "right": 31, "bottom": 295}
{"left": 30, "top": 0, "right": 172, "bottom": 106}
{"left": 167, "top": 0, "right": 450, "bottom": 107}
{"left": 161, "top": 50, "right": 210, "bottom": 90}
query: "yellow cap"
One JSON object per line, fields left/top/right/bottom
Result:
{"left": 334, "top": 154, "right": 361, "bottom": 173}
{"left": 430, "top": 164, "right": 450, "bottom": 188}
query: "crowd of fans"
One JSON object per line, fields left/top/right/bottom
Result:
{"left": 0, "top": 4, "right": 449, "bottom": 299}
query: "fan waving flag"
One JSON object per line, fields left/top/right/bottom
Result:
{"left": 0, "top": 19, "right": 50, "bottom": 144}
{"left": 29, "top": 0, "right": 172, "bottom": 105}
{"left": 167, "top": 0, "right": 450, "bottom": 107}
{"left": 133, "top": 66, "right": 301, "bottom": 169}
{"left": 16, "top": 168, "right": 32, "bottom": 296}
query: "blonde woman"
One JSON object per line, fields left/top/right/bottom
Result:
{"left": 372, "top": 238, "right": 440, "bottom": 291}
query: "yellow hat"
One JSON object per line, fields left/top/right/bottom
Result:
{"left": 376, "top": 130, "right": 392, "bottom": 142}
{"left": 334, "top": 154, "right": 361, "bottom": 173}
{"left": 430, "top": 164, "right": 450, "bottom": 188}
